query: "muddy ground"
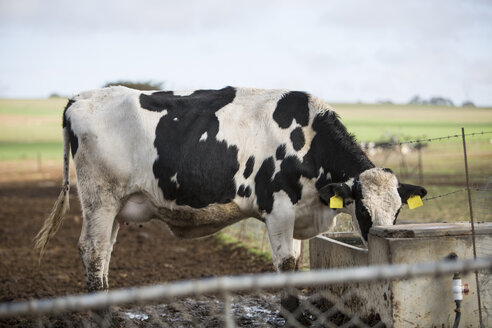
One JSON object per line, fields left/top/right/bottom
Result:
{"left": 0, "top": 177, "right": 279, "bottom": 326}
{"left": 0, "top": 178, "right": 274, "bottom": 302}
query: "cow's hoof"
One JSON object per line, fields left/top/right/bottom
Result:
{"left": 91, "top": 308, "right": 113, "bottom": 328}
{"left": 281, "top": 294, "right": 300, "bottom": 313}
{"left": 281, "top": 295, "right": 314, "bottom": 327}
{"left": 280, "top": 256, "right": 297, "bottom": 272}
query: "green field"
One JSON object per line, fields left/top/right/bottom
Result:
{"left": 1, "top": 98, "right": 491, "bottom": 159}
{"left": 333, "top": 103, "right": 492, "bottom": 141}
{"left": 0, "top": 98, "right": 66, "bottom": 160}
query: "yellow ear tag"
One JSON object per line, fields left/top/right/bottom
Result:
{"left": 330, "top": 194, "right": 343, "bottom": 209}
{"left": 407, "top": 195, "right": 423, "bottom": 210}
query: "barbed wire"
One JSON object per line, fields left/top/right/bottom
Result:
{"left": 399, "top": 187, "right": 491, "bottom": 206}
{"left": 372, "top": 130, "right": 492, "bottom": 147}
{"left": 361, "top": 129, "right": 492, "bottom": 203}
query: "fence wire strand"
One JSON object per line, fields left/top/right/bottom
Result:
{"left": 376, "top": 130, "right": 492, "bottom": 147}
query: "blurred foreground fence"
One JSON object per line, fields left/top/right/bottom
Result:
{"left": 1, "top": 257, "right": 491, "bottom": 327}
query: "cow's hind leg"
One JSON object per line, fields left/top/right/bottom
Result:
{"left": 103, "top": 220, "right": 119, "bottom": 290}
{"left": 78, "top": 198, "right": 120, "bottom": 293}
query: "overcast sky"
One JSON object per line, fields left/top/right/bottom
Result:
{"left": 1, "top": 0, "right": 491, "bottom": 105}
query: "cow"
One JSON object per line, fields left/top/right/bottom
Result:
{"left": 34, "top": 86, "right": 426, "bottom": 312}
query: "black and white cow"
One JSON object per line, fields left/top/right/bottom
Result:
{"left": 35, "top": 86, "right": 426, "bottom": 300}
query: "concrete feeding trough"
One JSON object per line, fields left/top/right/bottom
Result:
{"left": 310, "top": 222, "right": 492, "bottom": 327}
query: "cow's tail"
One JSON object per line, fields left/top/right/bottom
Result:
{"left": 34, "top": 125, "right": 71, "bottom": 261}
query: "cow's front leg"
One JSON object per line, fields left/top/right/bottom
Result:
{"left": 265, "top": 195, "right": 301, "bottom": 315}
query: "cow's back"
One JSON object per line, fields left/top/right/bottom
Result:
{"left": 64, "top": 86, "right": 335, "bottom": 213}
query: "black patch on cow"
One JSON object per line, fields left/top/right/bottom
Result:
{"left": 301, "top": 111, "right": 374, "bottom": 186}
{"left": 353, "top": 179, "right": 373, "bottom": 242}
{"left": 273, "top": 91, "right": 310, "bottom": 129}
{"left": 62, "top": 99, "right": 79, "bottom": 158}
{"left": 238, "top": 184, "right": 252, "bottom": 198}
{"left": 273, "top": 156, "right": 305, "bottom": 205}
{"left": 290, "top": 127, "right": 305, "bottom": 151}
{"left": 238, "top": 184, "right": 245, "bottom": 197}
{"left": 275, "top": 144, "right": 286, "bottom": 160}
{"left": 243, "top": 156, "right": 255, "bottom": 179}
{"left": 255, "top": 157, "right": 276, "bottom": 213}
{"left": 382, "top": 168, "right": 393, "bottom": 174}
{"left": 139, "top": 91, "right": 174, "bottom": 111}
{"left": 315, "top": 171, "right": 331, "bottom": 192}
{"left": 393, "top": 208, "right": 401, "bottom": 225}
{"left": 254, "top": 155, "right": 309, "bottom": 213}
{"left": 140, "top": 87, "right": 240, "bottom": 208}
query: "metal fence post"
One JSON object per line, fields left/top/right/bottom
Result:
{"left": 461, "top": 127, "right": 484, "bottom": 327}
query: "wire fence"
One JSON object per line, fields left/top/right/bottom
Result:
{"left": 1, "top": 257, "right": 491, "bottom": 327}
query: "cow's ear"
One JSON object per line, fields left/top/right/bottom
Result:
{"left": 398, "top": 183, "right": 427, "bottom": 204}
{"left": 319, "top": 183, "right": 353, "bottom": 206}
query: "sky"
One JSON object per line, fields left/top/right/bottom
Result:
{"left": 1, "top": 0, "right": 492, "bottom": 105}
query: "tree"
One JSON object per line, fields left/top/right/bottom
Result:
{"left": 103, "top": 80, "right": 164, "bottom": 90}
{"left": 409, "top": 95, "right": 426, "bottom": 105}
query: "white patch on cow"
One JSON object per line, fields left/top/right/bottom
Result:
{"left": 345, "top": 177, "right": 355, "bottom": 189}
{"left": 199, "top": 131, "right": 208, "bottom": 142}
{"left": 298, "top": 125, "right": 314, "bottom": 157}
{"left": 359, "top": 168, "right": 401, "bottom": 226}
{"left": 173, "top": 117, "right": 179, "bottom": 122}
{"left": 309, "top": 94, "right": 337, "bottom": 116}
{"left": 170, "top": 173, "right": 180, "bottom": 188}
{"left": 161, "top": 109, "right": 168, "bottom": 116}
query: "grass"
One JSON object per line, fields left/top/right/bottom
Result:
{"left": 0, "top": 98, "right": 67, "bottom": 116}
{"left": 0, "top": 98, "right": 65, "bottom": 160}
{"left": 333, "top": 103, "right": 492, "bottom": 142}
{"left": 215, "top": 228, "right": 272, "bottom": 262}
{"left": 0, "top": 141, "right": 63, "bottom": 160}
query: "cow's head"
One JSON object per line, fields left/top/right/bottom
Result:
{"left": 319, "top": 167, "right": 427, "bottom": 244}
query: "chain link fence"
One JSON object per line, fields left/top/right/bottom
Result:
{"left": 1, "top": 257, "right": 491, "bottom": 327}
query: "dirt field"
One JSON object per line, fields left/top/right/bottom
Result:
{"left": 0, "top": 168, "right": 385, "bottom": 327}
{"left": 0, "top": 178, "right": 273, "bottom": 303}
